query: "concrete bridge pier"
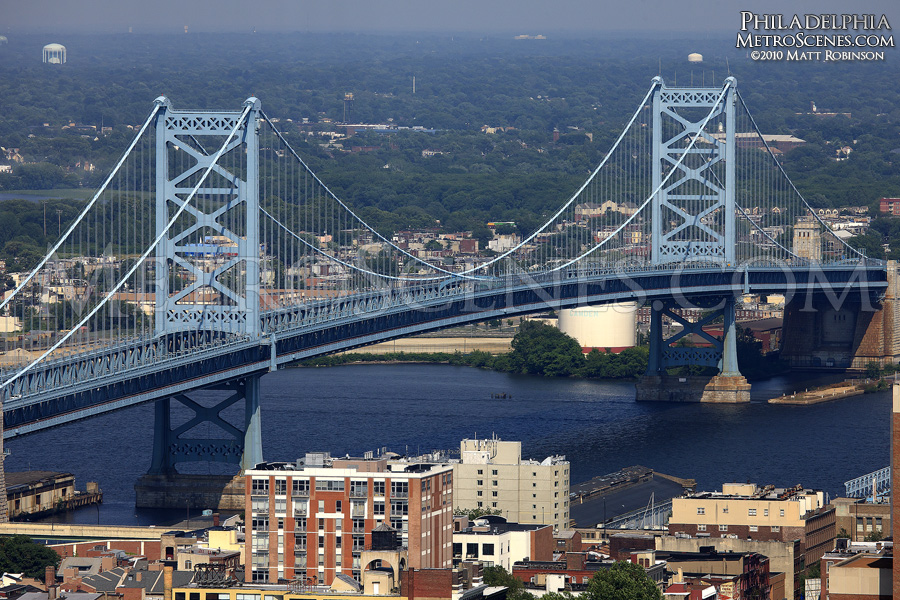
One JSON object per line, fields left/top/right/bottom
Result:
{"left": 134, "top": 374, "right": 264, "bottom": 510}
{"left": 635, "top": 296, "right": 750, "bottom": 403}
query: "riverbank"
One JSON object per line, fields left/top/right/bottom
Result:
{"left": 768, "top": 378, "right": 888, "bottom": 404}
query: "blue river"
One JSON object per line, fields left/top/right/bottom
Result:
{"left": 5, "top": 365, "right": 889, "bottom": 526}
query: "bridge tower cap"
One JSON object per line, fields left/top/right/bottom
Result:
{"left": 154, "top": 96, "right": 171, "bottom": 108}
{"left": 244, "top": 96, "right": 261, "bottom": 110}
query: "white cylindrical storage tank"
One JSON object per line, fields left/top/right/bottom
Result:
{"left": 687, "top": 52, "right": 703, "bottom": 63}
{"left": 558, "top": 302, "right": 638, "bottom": 353}
{"left": 43, "top": 43, "right": 66, "bottom": 64}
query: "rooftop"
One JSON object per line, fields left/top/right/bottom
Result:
{"left": 457, "top": 521, "right": 550, "bottom": 535}
{"left": 688, "top": 483, "right": 821, "bottom": 502}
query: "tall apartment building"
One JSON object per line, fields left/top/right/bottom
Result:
{"left": 668, "top": 482, "right": 835, "bottom": 570}
{"left": 245, "top": 453, "right": 453, "bottom": 584}
{"left": 452, "top": 439, "right": 569, "bottom": 531}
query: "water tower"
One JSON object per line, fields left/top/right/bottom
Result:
{"left": 42, "top": 43, "right": 66, "bottom": 64}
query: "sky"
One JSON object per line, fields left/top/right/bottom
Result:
{"left": 1, "top": 0, "right": 897, "bottom": 35}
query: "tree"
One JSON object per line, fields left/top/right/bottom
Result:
{"left": 0, "top": 535, "right": 60, "bottom": 579}
{"left": 483, "top": 566, "right": 535, "bottom": 600}
{"left": 454, "top": 506, "right": 502, "bottom": 520}
{"left": 583, "top": 561, "right": 662, "bottom": 600}
{"left": 507, "top": 321, "right": 584, "bottom": 377}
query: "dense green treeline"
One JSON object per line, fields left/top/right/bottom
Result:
{"left": 300, "top": 319, "right": 781, "bottom": 381}
{"left": 301, "top": 321, "right": 650, "bottom": 379}
{"left": 1, "top": 33, "right": 900, "bottom": 251}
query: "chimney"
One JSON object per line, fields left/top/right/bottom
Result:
{"left": 213, "top": 513, "right": 220, "bottom": 527}
{"left": 163, "top": 566, "right": 173, "bottom": 600}
{"left": 45, "top": 566, "right": 56, "bottom": 588}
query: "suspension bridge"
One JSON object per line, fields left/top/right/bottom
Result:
{"left": 0, "top": 77, "right": 888, "bottom": 501}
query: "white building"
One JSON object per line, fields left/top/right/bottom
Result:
{"left": 453, "top": 438, "right": 569, "bottom": 531}
{"left": 452, "top": 518, "right": 553, "bottom": 570}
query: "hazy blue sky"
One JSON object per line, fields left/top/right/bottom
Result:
{"left": 3, "top": 0, "right": 897, "bottom": 34}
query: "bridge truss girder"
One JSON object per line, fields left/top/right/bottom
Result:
{"left": 646, "top": 295, "right": 740, "bottom": 376}
{"left": 148, "top": 374, "right": 263, "bottom": 476}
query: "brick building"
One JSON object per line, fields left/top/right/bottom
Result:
{"left": 668, "top": 482, "right": 835, "bottom": 569}
{"left": 879, "top": 197, "right": 900, "bottom": 216}
{"left": 831, "top": 497, "right": 890, "bottom": 542}
{"left": 659, "top": 548, "right": 771, "bottom": 600}
{"left": 245, "top": 453, "right": 453, "bottom": 584}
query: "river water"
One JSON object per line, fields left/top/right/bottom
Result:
{"left": 5, "top": 365, "right": 890, "bottom": 526}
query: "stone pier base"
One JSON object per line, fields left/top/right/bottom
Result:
{"left": 134, "top": 474, "right": 245, "bottom": 510}
{"left": 636, "top": 374, "right": 751, "bottom": 403}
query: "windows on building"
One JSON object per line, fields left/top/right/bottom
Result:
{"left": 251, "top": 478, "right": 269, "bottom": 494}
{"left": 374, "top": 481, "right": 386, "bottom": 496}
{"left": 292, "top": 479, "right": 310, "bottom": 495}
{"left": 718, "top": 525, "right": 728, "bottom": 532}
{"left": 748, "top": 508, "right": 757, "bottom": 516}
{"left": 697, "top": 507, "right": 705, "bottom": 515}
{"left": 274, "top": 479, "right": 287, "bottom": 495}
{"left": 315, "top": 479, "right": 345, "bottom": 492}
{"left": 391, "top": 481, "right": 409, "bottom": 498}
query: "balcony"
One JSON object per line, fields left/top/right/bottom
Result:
{"left": 350, "top": 488, "right": 368, "bottom": 498}
{"left": 390, "top": 491, "right": 408, "bottom": 499}
{"left": 351, "top": 506, "right": 366, "bottom": 518}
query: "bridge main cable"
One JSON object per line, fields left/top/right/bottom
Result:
{"left": 0, "top": 100, "right": 256, "bottom": 392}
{"left": 0, "top": 101, "right": 163, "bottom": 315}
{"left": 546, "top": 77, "right": 735, "bottom": 273}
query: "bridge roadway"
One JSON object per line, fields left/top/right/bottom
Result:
{"left": 1, "top": 262, "right": 886, "bottom": 439}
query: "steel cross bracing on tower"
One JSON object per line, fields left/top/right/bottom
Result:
{"left": 0, "top": 80, "right": 888, "bottom": 474}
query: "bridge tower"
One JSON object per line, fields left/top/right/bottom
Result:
{"left": 137, "top": 97, "right": 267, "bottom": 508}
{"left": 638, "top": 78, "right": 750, "bottom": 402}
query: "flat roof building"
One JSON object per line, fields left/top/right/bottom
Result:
{"left": 245, "top": 453, "right": 453, "bottom": 585}
{"left": 453, "top": 518, "right": 553, "bottom": 571}
{"left": 452, "top": 439, "right": 569, "bottom": 531}
{"left": 668, "top": 482, "right": 835, "bottom": 597}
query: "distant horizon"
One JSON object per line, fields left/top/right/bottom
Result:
{"left": 0, "top": 28, "right": 736, "bottom": 39}
{"left": 3, "top": 0, "right": 895, "bottom": 36}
